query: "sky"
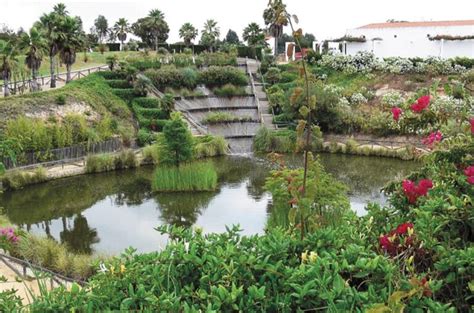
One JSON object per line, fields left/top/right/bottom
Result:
{"left": 1, "top": 0, "right": 474, "bottom": 43}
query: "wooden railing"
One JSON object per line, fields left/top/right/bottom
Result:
{"left": 1, "top": 65, "right": 108, "bottom": 97}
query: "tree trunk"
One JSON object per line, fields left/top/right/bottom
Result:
{"left": 3, "top": 71, "right": 10, "bottom": 97}
{"left": 155, "top": 36, "right": 158, "bottom": 51}
{"left": 121, "top": 40, "right": 124, "bottom": 51}
{"left": 66, "top": 63, "right": 72, "bottom": 83}
{"left": 31, "top": 68, "right": 38, "bottom": 91}
{"left": 274, "top": 36, "right": 278, "bottom": 56}
{"left": 50, "top": 55, "right": 56, "bottom": 88}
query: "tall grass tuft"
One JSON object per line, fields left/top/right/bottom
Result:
{"left": 194, "top": 135, "right": 229, "bottom": 158}
{"left": 86, "top": 150, "right": 137, "bottom": 173}
{"left": 1, "top": 167, "right": 48, "bottom": 191}
{"left": 142, "top": 144, "right": 161, "bottom": 164}
{"left": 153, "top": 162, "right": 218, "bottom": 192}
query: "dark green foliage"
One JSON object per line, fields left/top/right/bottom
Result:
{"left": 199, "top": 66, "right": 248, "bottom": 87}
{"left": 112, "top": 89, "right": 142, "bottom": 103}
{"left": 160, "top": 113, "right": 194, "bottom": 166}
{"left": 144, "top": 67, "right": 198, "bottom": 91}
{"left": 137, "top": 129, "right": 155, "bottom": 146}
{"left": 133, "top": 97, "right": 160, "bottom": 109}
{"left": 106, "top": 79, "right": 131, "bottom": 89}
{"left": 55, "top": 94, "right": 66, "bottom": 105}
{"left": 127, "top": 57, "right": 161, "bottom": 71}
{"left": 96, "top": 71, "right": 127, "bottom": 80}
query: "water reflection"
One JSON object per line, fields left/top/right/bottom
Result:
{"left": 0, "top": 155, "right": 419, "bottom": 254}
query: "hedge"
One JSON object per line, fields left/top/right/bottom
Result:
{"left": 144, "top": 68, "right": 198, "bottom": 91}
{"left": 199, "top": 66, "right": 248, "bottom": 87}
{"left": 96, "top": 71, "right": 127, "bottom": 80}
{"left": 133, "top": 97, "right": 161, "bottom": 109}
{"left": 112, "top": 89, "right": 142, "bottom": 103}
{"left": 106, "top": 79, "right": 131, "bottom": 89}
{"left": 132, "top": 104, "right": 169, "bottom": 120}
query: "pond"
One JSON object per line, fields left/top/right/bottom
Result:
{"left": 0, "top": 154, "right": 419, "bottom": 255}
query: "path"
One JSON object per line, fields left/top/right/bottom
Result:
{"left": 1, "top": 65, "right": 108, "bottom": 97}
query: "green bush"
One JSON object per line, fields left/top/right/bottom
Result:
{"left": 96, "top": 71, "right": 127, "bottom": 80}
{"left": 213, "top": 84, "right": 248, "bottom": 97}
{"left": 112, "top": 89, "right": 141, "bottom": 103}
{"left": 127, "top": 57, "right": 161, "bottom": 71}
{"left": 133, "top": 97, "right": 161, "bottom": 108}
{"left": 152, "top": 161, "right": 218, "bottom": 192}
{"left": 55, "top": 94, "right": 67, "bottom": 105}
{"left": 202, "top": 112, "right": 253, "bottom": 124}
{"left": 144, "top": 67, "right": 198, "bottom": 90}
{"left": 85, "top": 150, "right": 137, "bottom": 173}
{"left": 1, "top": 167, "right": 48, "bottom": 191}
{"left": 132, "top": 104, "right": 169, "bottom": 120}
{"left": 199, "top": 66, "right": 248, "bottom": 87}
{"left": 142, "top": 144, "right": 161, "bottom": 164}
{"left": 137, "top": 129, "right": 155, "bottom": 146}
{"left": 194, "top": 135, "right": 228, "bottom": 158}
{"left": 106, "top": 79, "right": 131, "bottom": 89}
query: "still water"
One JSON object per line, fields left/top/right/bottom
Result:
{"left": 0, "top": 154, "right": 419, "bottom": 255}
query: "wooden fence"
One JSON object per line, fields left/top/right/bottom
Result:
{"left": 2, "top": 137, "right": 124, "bottom": 170}
{"left": 1, "top": 65, "right": 108, "bottom": 97}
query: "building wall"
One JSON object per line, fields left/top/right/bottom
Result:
{"left": 344, "top": 25, "right": 474, "bottom": 58}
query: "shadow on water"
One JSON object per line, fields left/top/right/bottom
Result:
{"left": 0, "top": 154, "right": 419, "bottom": 254}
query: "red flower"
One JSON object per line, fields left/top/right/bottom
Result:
{"left": 402, "top": 179, "right": 433, "bottom": 203}
{"left": 396, "top": 223, "right": 414, "bottom": 235}
{"left": 470, "top": 118, "right": 474, "bottom": 135}
{"left": 410, "top": 95, "right": 430, "bottom": 113}
{"left": 422, "top": 131, "right": 442, "bottom": 148}
{"left": 464, "top": 166, "right": 474, "bottom": 177}
{"left": 391, "top": 107, "right": 402, "bottom": 121}
{"left": 464, "top": 166, "right": 474, "bottom": 185}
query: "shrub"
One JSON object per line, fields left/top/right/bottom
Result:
{"left": 199, "top": 66, "right": 248, "bottom": 87}
{"left": 152, "top": 161, "right": 218, "bottom": 192}
{"left": 264, "top": 67, "right": 282, "bottom": 85}
{"left": 96, "top": 71, "right": 127, "bottom": 80}
{"left": 114, "top": 150, "right": 138, "bottom": 169}
{"left": 142, "top": 144, "right": 161, "bottom": 164}
{"left": 160, "top": 113, "right": 194, "bottom": 166}
{"left": 85, "top": 154, "right": 115, "bottom": 173}
{"left": 55, "top": 94, "right": 67, "bottom": 105}
{"left": 1, "top": 167, "right": 48, "bottom": 191}
{"left": 106, "top": 79, "right": 131, "bottom": 89}
{"left": 133, "top": 97, "right": 160, "bottom": 109}
{"left": 144, "top": 67, "right": 198, "bottom": 90}
{"left": 194, "top": 135, "right": 228, "bottom": 158}
{"left": 112, "top": 89, "right": 141, "bottom": 103}
{"left": 202, "top": 112, "right": 253, "bottom": 124}
{"left": 137, "top": 129, "right": 155, "bottom": 146}
{"left": 213, "top": 84, "right": 248, "bottom": 97}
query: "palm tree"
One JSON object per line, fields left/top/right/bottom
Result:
{"left": 0, "top": 40, "right": 18, "bottom": 97}
{"left": 144, "top": 9, "right": 166, "bottom": 51}
{"left": 18, "top": 27, "right": 48, "bottom": 91}
{"left": 59, "top": 16, "right": 84, "bottom": 83}
{"left": 179, "top": 23, "right": 198, "bottom": 47}
{"left": 113, "top": 18, "right": 129, "bottom": 51}
{"left": 53, "top": 3, "right": 68, "bottom": 16}
{"left": 263, "top": 0, "right": 288, "bottom": 56}
{"left": 243, "top": 22, "right": 266, "bottom": 47}
{"left": 36, "top": 12, "right": 63, "bottom": 88}
{"left": 201, "top": 19, "right": 220, "bottom": 52}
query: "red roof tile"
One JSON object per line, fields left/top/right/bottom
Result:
{"left": 358, "top": 20, "right": 474, "bottom": 29}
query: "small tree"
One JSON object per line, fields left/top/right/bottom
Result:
{"left": 161, "top": 112, "right": 194, "bottom": 167}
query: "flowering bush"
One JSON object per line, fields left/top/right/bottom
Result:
{"left": 381, "top": 91, "right": 405, "bottom": 108}
{"left": 470, "top": 118, "right": 474, "bottom": 134}
{"left": 379, "top": 223, "right": 415, "bottom": 256}
{"left": 422, "top": 131, "right": 442, "bottom": 148}
{"left": 350, "top": 92, "right": 368, "bottom": 105}
{"left": 402, "top": 179, "right": 433, "bottom": 204}
{"left": 391, "top": 107, "right": 402, "bottom": 121}
{"left": 0, "top": 227, "right": 20, "bottom": 252}
{"left": 410, "top": 95, "right": 431, "bottom": 113}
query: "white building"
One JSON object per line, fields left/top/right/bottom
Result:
{"left": 340, "top": 20, "right": 474, "bottom": 58}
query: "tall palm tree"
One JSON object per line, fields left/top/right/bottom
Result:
{"left": 179, "top": 23, "right": 198, "bottom": 47}
{"left": 145, "top": 9, "right": 166, "bottom": 51}
{"left": 36, "top": 12, "right": 63, "bottom": 88}
{"left": 18, "top": 27, "right": 48, "bottom": 91}
{"left": 201, "top": 19, "right": 220, "bottom": 52}
{"left": 0, "top": 40, "right": 18, "bottom": 97}
{"left": 59, "top": 16, "right": 84, "bottom": 83}
{"left": 53, "top": 3, "right": 68, "bottom": 16}
{"left": 113, "top": 18, "right": 129, "bottom": 51}
{"left": 243, "top": 22, "right": 265, "bottom": 47}
{"left": 263, "top": 0, "right": 288, "bottom": 56}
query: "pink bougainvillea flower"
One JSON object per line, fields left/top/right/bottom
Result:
{"left": 402, "top": 179, "right": 433, "bottom": 203}
{"left": 470, "top": 118, "right": 474, "bottom": 134}
{"left": 396, "top": 223, "right": 414, "bottom": 235}
{"left": 410, "top": 95, "right": 430, "bottom": 113}
{"left": 422, "top": 131, "right": 443, "bottom": 148}
{"left": 464, "top": 166, "right": 474, "bottom": 185}
{"left": 391, "top": 107, "right": 402, "bottom": 121}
